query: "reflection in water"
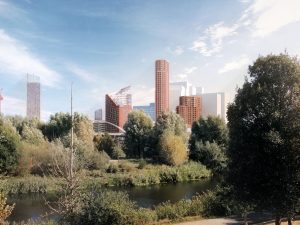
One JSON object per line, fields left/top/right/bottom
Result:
{"left": 8, "top": 179, "right": 216, "bottom": 222}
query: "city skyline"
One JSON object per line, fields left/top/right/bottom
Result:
{"left": 1, "top": 0, "right": 300, "bottom": 121}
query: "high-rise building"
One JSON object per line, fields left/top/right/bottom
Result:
{"left": 170, "top": 81, "right": 196, "bottom": 112}
{"left": 155, "top": 59, "right": 169, "bottom": 119}
{"left": 27, "top": 74, "right": 40, "bottom": 120}
{"left": 200, "top": 92, "right": 228, "bottom": 121}
{"left": 94, "top": 108, "right": 102, "bottom": 121}
{"left": 176, "top": 96, "right": 201, "bottom": 128}
{"left": 133, "top": 103, "right": 156, "bottom": 121}
{"left": 105, "top": 86, "right": 132, "bottom": 133}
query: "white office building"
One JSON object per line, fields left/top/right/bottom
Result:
{"left": 200, "top": 92, "right": 228, "bottom": 121}
{"left": 169, "top": 81, "right": 196, "bottom": 112}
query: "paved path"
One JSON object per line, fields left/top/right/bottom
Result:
{"left": 174, "top": 218, "right": 242, "bottom": 225}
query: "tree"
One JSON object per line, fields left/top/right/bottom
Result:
{"left": 93, "top": 133, "right": 116, "bottom": 158}
{"left": 0, "top": 120, "right": 20, "bottom": 174}
{"left": 189, "top": 116, "right": 228, "bottom": 173}
{"left": 159, "top": 131, "right": 187, "bottom": 166}
{"left": 21, "top": 124, "right": 44, "bottom": 145}
{"left": 41, "top": 112, "right": 72, "bottom": 141}
{"left": 124, "top": 110, "right": 153, "bottom": 158}
{"left": 151, "top": 112, "right": 187, "bottom": 158}
{"left": 192, "top": 141, "right": 227, "bottom": 174}
{"left": 190, "top": 116, "right": 228, "bottom": 151}
{"left": 42, "top": 112, "right": 94, "bottom": 145}
{"left": 227, "top": 54, "right": 300, "bottom": 224}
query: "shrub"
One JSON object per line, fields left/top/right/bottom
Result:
{"left": 112, "top": 145, "right": 126, "bottom": 160}
{"left": 72, "top": 189, "right": 157, "bottom": 225}
{"left": 0, "top": 120, "right": 20, "bottom": 175}
{"left": 0, "top": 192, "right": 14, "bottom": 224}
{"left": 137, "top": 159, "right": 147, "bottom": 169}
{"left": 155, "top": 194, "right": 204, "bottom": 220}
{"left": 192, "top": 141, "right": 227, "bottom": 174}
{"left": 81, "top": 151, "right": 110, "bottom": 171}
{"left": 17, "top": 141, "right": 68, "bottom": 176}
{"left": 159, "top": 132, "right": 187, "bottom": 166}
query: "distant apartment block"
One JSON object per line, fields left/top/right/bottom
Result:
{"left": 94, "top": 108, "right": 102, "bottom": 121}
{"left": 93, "top": 121, "right": 106, "bottom": 133}
{"left": 133, "top": 103, "right": 155, "bottom": 121}
{"left": 155, "top": 59, "right": 169, "bottom": 119}
{"left": 176, "top": 96, "right": 201, "bottom": 128}
{"left": 200, "top": 92, "right": 228, "bottom": 121}
{"left": 27, "top": 74, "right": 40, "bottom": 120}
{"left": 105, "top": 86, "right": 132, "bottom": 133}
{"left": 170, "top": 81, "right": 196, "bottom": 112}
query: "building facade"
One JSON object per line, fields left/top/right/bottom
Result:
{"left": 155, "top": 59, "right": 169, "bottom": 119}
{"left": 200, "top": 92, "right": 228, "bottom": 121}
{"left": 93, "top": 121, "right": 106, "bottom": 133}
{"left": 176, "top": 96, "right": 201, "bottom": 128}
{"left": 27, "top": 74, "right": 40, "bottom": 120}
{"left": 133, "top": 103, "right": 155, "bottom": 121}
{"left": 94, "top": 108, "right": 102, "bottom": 121}
{"left": 170, "top": 81, "right": 196, "bottom": 112}
{"left": 105, "top": 86, "right": 132, "bottom": 133}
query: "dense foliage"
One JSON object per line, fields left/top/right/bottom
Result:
{"left": 0, "top": 119, "right": 20, "bottom": 174}
{"left": 189, "top": 116, "right": 228, "bottom": 174}
{"left": 124, "top": 110, "right": 153, "bottom": 158}
{"left": 158, "top": 132, "right": 187, "bottom": 166}
{"left": 227, "top": 54, "right": 300, "bottom": 223}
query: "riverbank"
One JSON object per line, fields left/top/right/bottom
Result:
{"left": 0, "top": 161, "right": 211, "bottom": 195}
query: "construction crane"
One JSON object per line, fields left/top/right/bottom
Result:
{"left": 0, "top": 89, "right": 3, "bottom": 114}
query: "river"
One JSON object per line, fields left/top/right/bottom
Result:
{"left": 8, "top": 179, "right": 216, "bottom": 222}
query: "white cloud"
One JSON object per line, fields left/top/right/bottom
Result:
{"left": 176, "top": 66, "right": 198, "bottom": 80}
{"left": 167, "top": 45, "right": 184, "bottom": 56}
{"left": 0, "top": 30, "right": 61, "bottom": 87}
{"left": 218, "top": 55, "right": 250, "bottom": 74}
{"left": 66, "top": 64, "right": 97, "bottom": 83}
{"left": 191, "top": 22, "right": 239, "bottom": 56}
{"left": 184, "top": 66, "right": 197, "bottom": 74}
{"left": 176, "top": 66, "right": 197, "bottom": 80}
{"left": 131, "top": 86, "right": 154, "bottom": 106}
{"left": 243, "top": 0, "right": 300, "bottom": 37}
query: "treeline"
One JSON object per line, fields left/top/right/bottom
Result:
{"left": 0, "top": 107, "right": 228, "bottom": 177}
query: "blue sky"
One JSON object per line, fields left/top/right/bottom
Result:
{"left": 1, "top": 0, "right": 300, "bottom": 121}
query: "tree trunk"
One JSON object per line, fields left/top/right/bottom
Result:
{"left": 288, "top": 217, "right": 293, "bottom": 225}
{"left": 243, "top": 212, "right": 248, "bottom": 225}
{"left": 275, "top": 216, "right": 281, "bottom": 225}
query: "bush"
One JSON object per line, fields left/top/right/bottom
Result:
{"left": 159, "top": 132, "right": 187, "bottom": 166}
{"left": 0, "top": 120, "right": 20, "bottom": 175}
{"left": 137, "top": 159, "right": 147, "bottom": 169}
{"left": 155, "top": 194, "right": 204, "bottom": 220}
{"left": 192, "top": 141, "right": 227, "bottom": 174}
{"left": 81, "top": 151, "right": 110, "bottom": 171}
{"left": 71, "top": 189, "right": 157, "bottom": 225}
{"left": 0, "top": 192, "right": 14, "bottom": 224}
{"left": 17, "top": 141, "right": 68, "bottom": 176}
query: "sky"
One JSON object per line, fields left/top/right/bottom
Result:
{"left": 1, "top": 0, "right": 300, "bottom": 121}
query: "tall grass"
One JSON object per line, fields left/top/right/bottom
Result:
{"left": 0, "top": 176, "right": 62, "bottom": 195}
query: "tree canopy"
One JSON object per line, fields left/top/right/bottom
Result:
{"left": 0, "top": 119, "right": 20, "bottom": 174}
{"left": 123, "top": 110, "right": 153, "bottom": 158}
{"left": 227, "top": 54, "right": 300, "bottom": 223}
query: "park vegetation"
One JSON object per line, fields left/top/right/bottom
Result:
{"left": 1, "top": 53, "right": 300, "bottom": 224}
